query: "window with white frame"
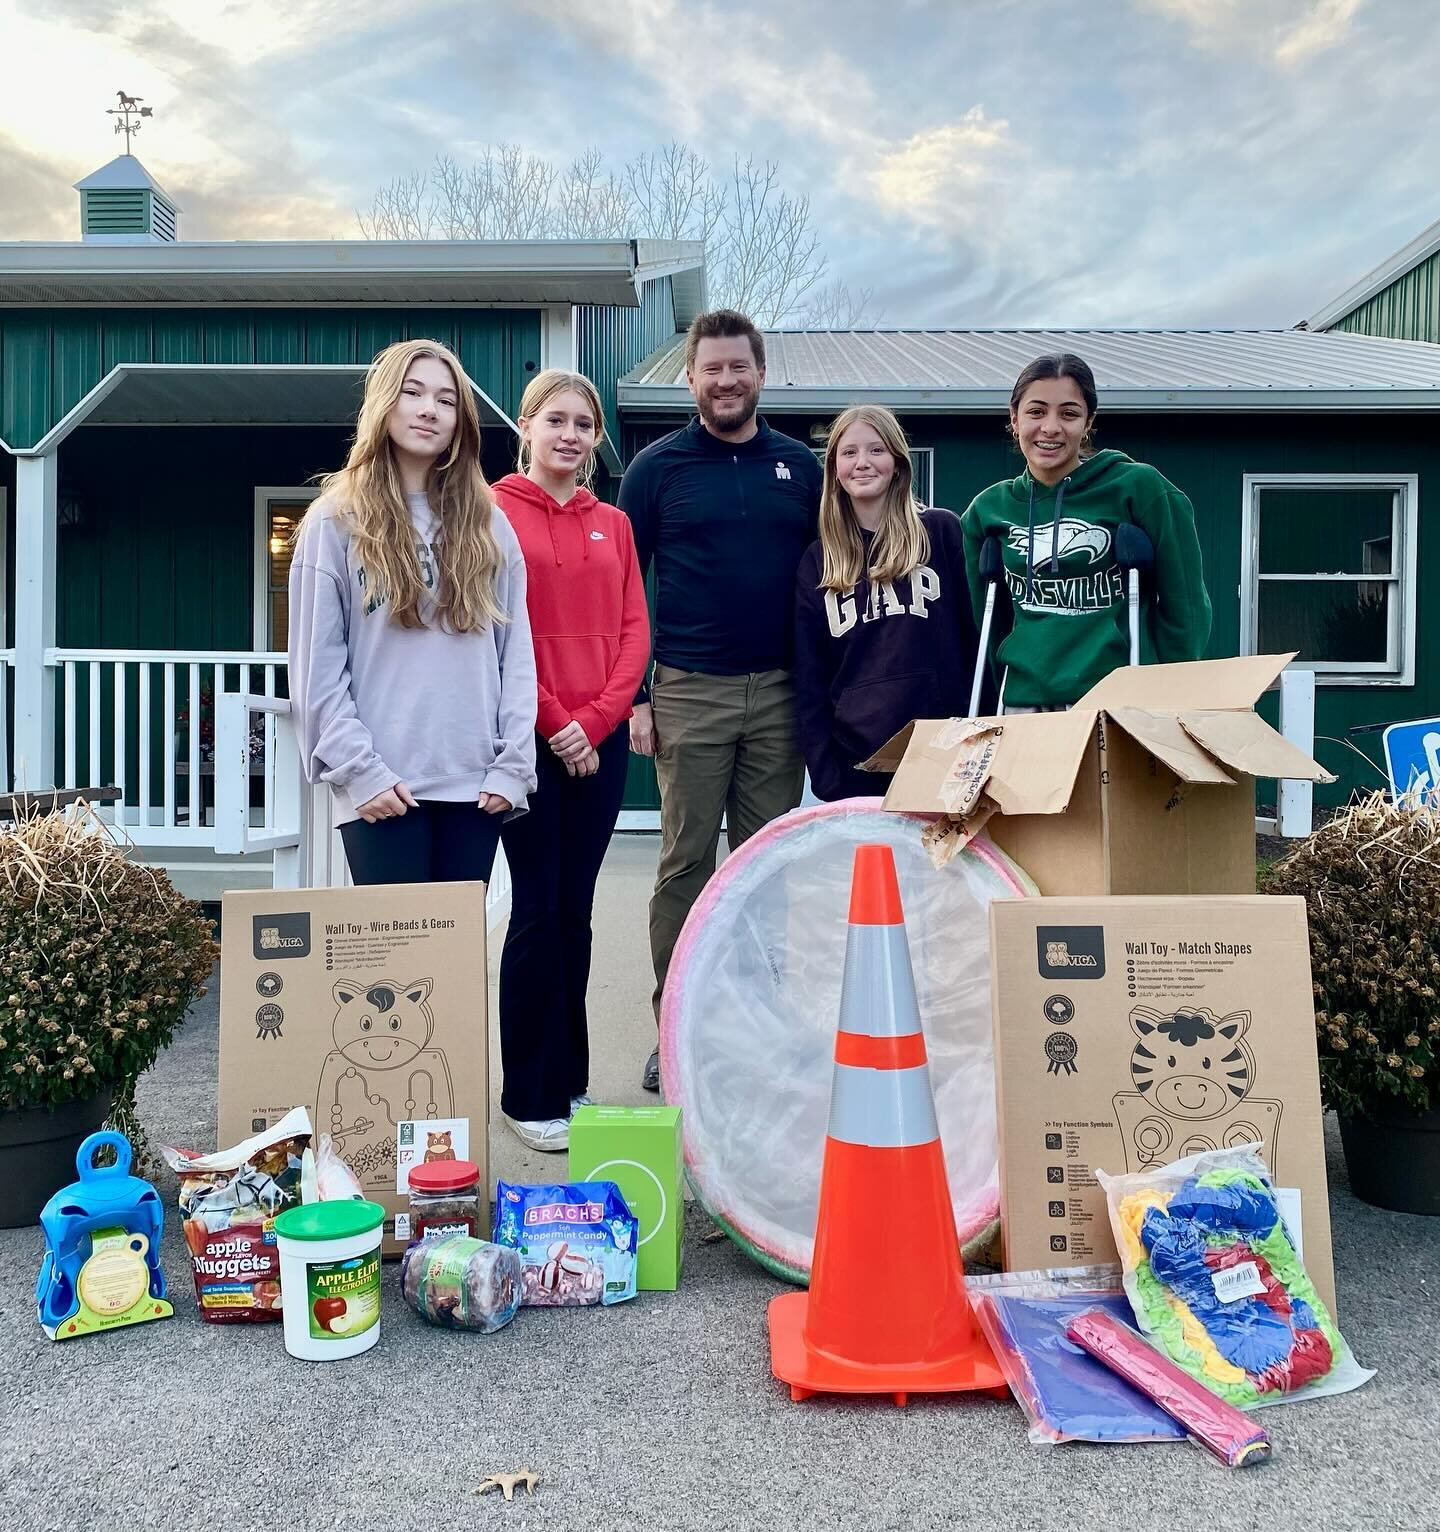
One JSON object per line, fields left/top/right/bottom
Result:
{"left": 253, "top": 488, "right": 319, "bottom": 652}
{"left": 1241, "top": 474, "right": 1418, "bottom": 684}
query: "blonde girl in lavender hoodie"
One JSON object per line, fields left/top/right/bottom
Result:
{"left": 289, "top": 338, "right": 537, "bottom": 886}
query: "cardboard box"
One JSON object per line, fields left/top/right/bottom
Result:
{"left": 568, "top": 1106, "right": 683, "bottom": 1291}
{"left": 869, "top": 654, "right": 1333, "bottom": 895}
{"left": 219, "top": 882, "right": 490, "bottom": 1257}
{"left": 989, "top": 895, "right": 1336, "bottom": 1316}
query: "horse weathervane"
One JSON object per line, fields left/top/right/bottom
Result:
{"left": 107, "top": 91, "right": 153, "bottom": 153}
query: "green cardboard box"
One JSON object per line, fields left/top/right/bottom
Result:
{"left": 568, "top": 1105, "right": 683, "bottom": 1291}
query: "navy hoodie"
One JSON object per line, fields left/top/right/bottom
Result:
{"left": 792, "top": 508, "right": 987, "bottom": 802}
{"left": 619, "top": 415, "right": 822, "bottom": 677}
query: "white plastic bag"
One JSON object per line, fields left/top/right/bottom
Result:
{"left": 1098, "top": 1144, "right": 1372, "bottom": 1409}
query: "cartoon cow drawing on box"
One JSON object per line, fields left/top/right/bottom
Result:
{"left": 1112, "top": 1006, "right": 1283, "bottom": 1171}
{"left": 314, "top": 978, "right": 454, "bottom": 1184}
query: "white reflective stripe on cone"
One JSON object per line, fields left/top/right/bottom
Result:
{"left": 836, "top": 926, "right": 923, "bottom": 1039}
{"left": 827, "top": 1063, "right": 939, "bottom": 1148}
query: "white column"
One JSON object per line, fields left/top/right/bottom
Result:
{"left": 540, "top": 304, "right": 576, "bottom": 370}
{"left": 1277, "top": 668, "right": 1316, "bottom": 838}
{"left": 13, "top": 452, "right": 57, "bottom": 791}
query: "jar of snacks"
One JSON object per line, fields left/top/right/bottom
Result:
{"left": 406, "top": 1160, "right": 482, "bottom": 1243}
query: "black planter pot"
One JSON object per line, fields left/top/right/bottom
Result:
{"left": 0, "top": 1090, "right": 112, "bottom": 1228}
{"left": 1339, "top": 1103, "right": 1440, "bottom": 1216}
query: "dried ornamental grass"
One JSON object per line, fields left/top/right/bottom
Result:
{"left": 0, "top": 806, "right": 216, "bottom": 1127}
{"left": 1261, "top": 792, "right": 1439, "bottom": 1120}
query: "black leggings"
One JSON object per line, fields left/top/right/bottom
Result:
{"left": 498, "top": 729, "right": 629, "bottom": 1121}
{"left": 340, "top": 799, "right": 502, "bottom": 886}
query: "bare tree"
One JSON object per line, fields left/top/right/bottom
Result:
{"left": 791, "top": 278, "right": 883, "bottom": 329}
{"left": 623, "top": 141, "right": 724, "bottom": 246}
{"left": 356, "top": 169, "right": 437, "bottom": 240}
{"left": 708, "top": 157, "right": 826, "bottom": 326}
{"left": 553, "top": 148, "right": 633, "bottom": 239}
{"left": 358, "top": 141, "right": 872, "bottom": 326}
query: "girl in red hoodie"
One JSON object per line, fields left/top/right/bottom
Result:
{"left": 491, "top": 370, "right": 650, "bottom": 1152}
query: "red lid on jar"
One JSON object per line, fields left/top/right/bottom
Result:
{"left": 407, "top": 1159, "right": 481, "bottom": 1194}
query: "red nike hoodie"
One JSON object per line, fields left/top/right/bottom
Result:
{"left": 492, "top": 473, "right": 650, "bottom": 747}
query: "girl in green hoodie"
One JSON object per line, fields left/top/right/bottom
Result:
{"left": 961, "top": 353, "right": 1211, "bottom": 709}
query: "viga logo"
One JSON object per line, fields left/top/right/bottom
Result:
{"left": 1037, "top": 925, "right": 1106, "bottom": 979}
{"left": 253, "top": 912, "right": 312, "bottom": 960}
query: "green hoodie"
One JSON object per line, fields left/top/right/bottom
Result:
{"left": 960, "top": 449, "right": 1212, "bottom": 707}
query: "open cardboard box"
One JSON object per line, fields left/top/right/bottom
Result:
{"left": 867, "top": 654, "right": 1335, "bottom": 895}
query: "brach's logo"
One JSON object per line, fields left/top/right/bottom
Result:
{"left": 524, "top": 1202, "right": 604, "bottom": 1225}
{"left": 253, "top": 912, "right": 311, "bottom": 960}
{"left": 1037, "top": 926, "right": 1107, "bottom": 979}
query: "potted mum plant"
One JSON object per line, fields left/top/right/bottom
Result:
{"left": 1262, "top": 792, "right": 1439, "bottom": 1215}
{"left": 0, "top": 805, "right": 216, "bottom": 1225}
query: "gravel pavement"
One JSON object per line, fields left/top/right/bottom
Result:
{"left": 1, "top": 835, "right": 1436, "bottom": 1532}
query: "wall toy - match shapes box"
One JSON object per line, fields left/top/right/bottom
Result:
{"left": 990, "top": 895, "right": 1336, "bottom": 1316}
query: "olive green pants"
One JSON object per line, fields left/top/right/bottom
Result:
{"left": 648, "top": 665, "right": 804, "bottom": 1020}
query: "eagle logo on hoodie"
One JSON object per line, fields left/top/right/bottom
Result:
{"left": 1008, "top": 519, "right": 1112, "bottom": 568}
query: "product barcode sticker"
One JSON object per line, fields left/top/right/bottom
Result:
{"left": 1211, "top": 1260, "right": 1267, "bottom": 1304}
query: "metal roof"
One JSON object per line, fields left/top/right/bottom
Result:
{"left": 619, "top": 327, "right": 1440, "bottom": 412}
{"left": 15, "top": 364, "right": 515, "bottom": 457}
{"left": 1308, "top": 217, "right": 1440, "bottom": 330}
{"left": 74, "top": 153, "right": 176, "bottom": 201}
{"left": 0, "top": 237, "right": 705, "bottom": 309}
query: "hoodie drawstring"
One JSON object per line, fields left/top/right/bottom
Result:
{"left": 1024, "top": 478, "right": 1038, "bottom": 606}
{"left": 1023, "top": 474, "right": 1073, "bottom": 601}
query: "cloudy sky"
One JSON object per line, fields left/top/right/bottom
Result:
{"left": 2, "top": 0, "right": 1436, "bottom": 327}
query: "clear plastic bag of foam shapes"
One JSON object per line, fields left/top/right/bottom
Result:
{"left": 1097, "top": 1143, "right": 1373, "bottom": 1411}
{"left": 968, "top": 1265, "right": 1188, "bottom": 1446}
{"left": 493, "top": 1180, "right": 638, "bottom": 1307}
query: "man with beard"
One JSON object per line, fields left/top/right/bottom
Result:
{"left": 620, "top": 309, "right": 821, "bottom": 1091}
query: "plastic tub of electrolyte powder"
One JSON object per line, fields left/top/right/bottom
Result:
{"left": 273, "top": 1199, "right": 385, "bottom": 1361}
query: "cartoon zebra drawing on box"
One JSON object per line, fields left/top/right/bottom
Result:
{"left": 1112, "top": 1006, "right": 1283, "bottom": 1171}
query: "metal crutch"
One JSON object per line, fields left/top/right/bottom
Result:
{"left": 1113, "top": 523, "right": 1156, "bottom": 668}
{"left": 969, "top": 534, "right": 1005, "bottom": 716}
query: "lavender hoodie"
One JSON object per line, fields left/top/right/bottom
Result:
{"left": 288, "top": 491, "right": 538, "bottom": 825}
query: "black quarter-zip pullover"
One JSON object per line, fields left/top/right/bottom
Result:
{"left": 619, "top": 415, "right": 822, "bottom": 675}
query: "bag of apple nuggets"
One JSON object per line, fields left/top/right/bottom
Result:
{"left": 160, "top": 1107, "right": 311, "bottom": 1322}
{"left": 493, "top": 1180, "right": 638, "bottom": 1307}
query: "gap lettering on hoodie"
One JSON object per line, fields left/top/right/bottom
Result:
{"left": 824, "top": 565, "right": 941, "bottom": 637}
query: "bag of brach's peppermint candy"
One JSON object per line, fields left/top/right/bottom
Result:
{"left": 492, "top": 1179, "right": 638, "bottom": 1307}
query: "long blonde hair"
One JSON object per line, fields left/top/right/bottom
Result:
{"left": 517, "top": 369, "right": 608, "bottom": 488}
{"left": 817, "top": 405, "right": 929, "bottom": 592}
{"left": 310, "top": 338, "right": 505, "bottom": 631}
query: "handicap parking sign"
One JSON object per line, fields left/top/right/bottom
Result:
{"left": 1382, "top": 718, "right": 1440, "bottom": 803}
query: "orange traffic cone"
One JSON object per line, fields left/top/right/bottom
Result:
{"left": 768, "top": 843, "right": 1005, "bottom": 1406}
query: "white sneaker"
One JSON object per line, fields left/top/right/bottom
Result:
{"left": 569, "top": 1093, "right": 595, "bottom": 1116}
{"left": 506, "top": 1115, "right": 569, "bottom": 1152}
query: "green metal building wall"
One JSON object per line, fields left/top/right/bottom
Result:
{"left": 575, "top": 276, "right": 676, "bottom": 459}
{"left": 622, "top": 407, "right": 1438, "bottom": 807}
{"left": 0, "top": 307, "right": 543, "bottom": 450}
{"left": 576, "top": 276, "right": 678, "bottom": 811}
{"left": 1331, "top": 249, "right": 1440, "bottom": 344}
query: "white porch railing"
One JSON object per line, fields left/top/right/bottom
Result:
{"left": 47, "top": 648, "right": 288, "bottom": 844}
{"left": 213, "top": 689, "right": 512, "bottom": 923}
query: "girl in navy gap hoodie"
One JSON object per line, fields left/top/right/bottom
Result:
{"left": 793, "top": 405, "right": 987, "bottom": 802}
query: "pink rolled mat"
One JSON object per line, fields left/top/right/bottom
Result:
{"left": 1066, "top": 1308, "right": 1272, "bottom": 1468}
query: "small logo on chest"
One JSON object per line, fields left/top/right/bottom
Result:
{"left": 775, "top": 462, "right": 791, "bottom": 480}
{"left": 590, "top": 529, "right": 606, "bottom": 540}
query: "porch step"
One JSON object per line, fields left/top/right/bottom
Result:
{"left": 132, "top": 845, "right": 274, "bottom": 902}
